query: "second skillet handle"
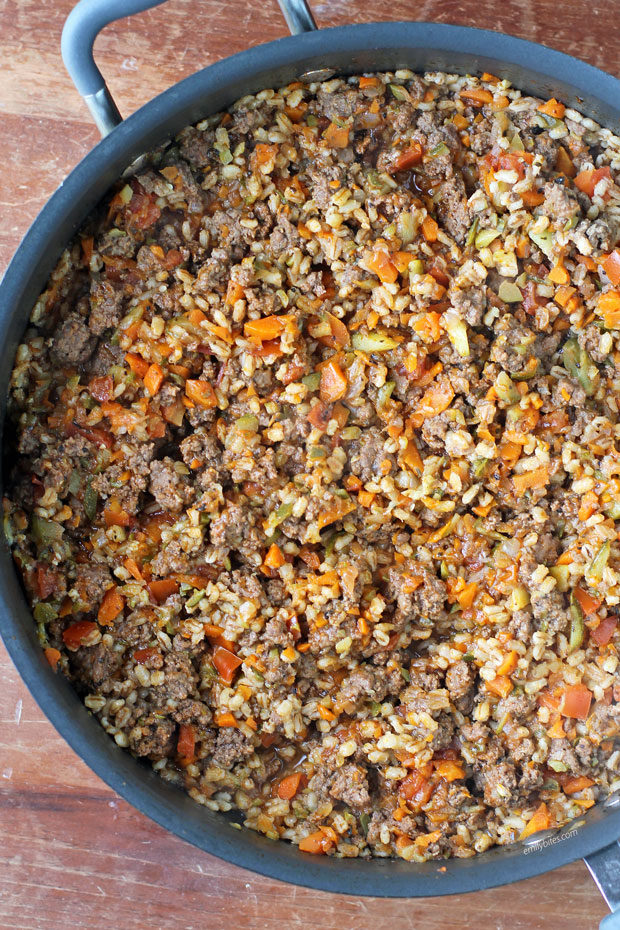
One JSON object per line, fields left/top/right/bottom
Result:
{"left": 585, "top": 841, "right": 620, "bottom": 929}
{"left": 61, "top": 0, "right": 318, "bottom": 137}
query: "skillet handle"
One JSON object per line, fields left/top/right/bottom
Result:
{"left": 584, "top": 841, "right": 620, "bottom": 929}
{"left": 61, "top": 0, "right": 317, "bottom": 138}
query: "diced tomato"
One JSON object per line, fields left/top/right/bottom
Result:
{"left": 602, "top": 250, "right": 620, "bottom": 286}
{"left": 387, "top": 143, "right": 424, "bottom": 174}
{"left": 307, "top": 400, "right": 332, "bottom": 429}
{"left": 62, "top": 620, "right": 98, "bottom": 651}
{"left": 559, "top": 683, "right": 593, "bottom": 720}
{"left": 177, "top": 723, "right": 196, "bottom": 760}
{"left": 133, "top": 646, "right": 160, "bottom": 664}
{"left": 36, "top": 564, "right": 59, "bottom": 599}
{"left": 127, "top": 181, "right": 161, "bottom": 229}
{"left": 66, "top": 422, "right": 114, "bottom": 449}
{"left": 399, "top": 771, "right": 434, "bottom": 808}
{"left": 88, "top": 376, "right": 114, "bottom": 403}
{"left": 590, "top": 616, "right": 618, "bottom": 647}
{"left": 212, "top": 645, "right": 243, "bottom": 684}
{"left": 574, "top": 166, "right": 612, "bottom": 198}
{"left": 573, "top": 586, "right": 602, "bottom": 617}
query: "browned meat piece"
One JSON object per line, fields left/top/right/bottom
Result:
{"left": 71, "top": 641, "right": 123, "bottom": 689}
{"left": 328, "top": 763, "right": 371, "bottom": 810}
{"left": 212, "top": 728, "right": 254, "bottom": 768}
{"left": 387, "top": 564, "right": 447, "bottom": 625}
{"left": 74, "top": 562, "right": 113, "bottom": 610}
{"left": 155, "top": 652, "right": 198, "bottom": 703}
{"left": 578, "top": 323, "right": 609, "bottom": 364}
{"left": 348, "top": 426, "right": 393, "bottom": 481}
{"left": 171, "top": 699, "right": 213, "bottom": 726}
{"left": 541, "top": 180, "right": 581, "bottom": 227}
{"left": 588, "top": 704, "right": 620, "bottom": 741}
{"left": 445, "top": 660, "right": 476, "bottom": 714}
{"left": 92, "top": 442, "right": 154, "bottom": 514}
{"left": 51, "top": 314, "right": 96, "bottom": 367}
{"left": 436, "top": 175, "right": 470, "bottom": 243}
{"left": 149, "top": 457, "right": 194, "bottom": 513}
{"left": 337, "top": 665, "right": 390, "bottom": 709}
{"left": 130, "top": 714, "right": 176, "bottom": 760}
{"left": 585, "top": 217, "right": 619, "bottom": 250}
{"left": 450, "top": 285, "right": 486, "bottom": 326}
{"left": 89, "top": 278, "right": 124, "bottom": 334}
{"left": 474, "top": 760, "right": 518, "bottom": 806}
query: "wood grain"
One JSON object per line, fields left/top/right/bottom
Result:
{"left": 1, "top": 1, "right": 619, "bottom": 927}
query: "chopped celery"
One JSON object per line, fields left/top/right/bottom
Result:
{"left": 444, "top": 315, "right": 470, "bottom": 357}
{"left": 236, "top": 414, "right": 259, "bottom": 432}
{"left": 352, "top": 332, "right": 399, "bottom": 352}
{"left": 498, "top": 281, "right": 523, "bottom": 303}
{"left": 475, "top": 227, "right": 502, "bottom": 249}
{"left": 302, "top": 372, "right": 320, "bottom": 391}
{"left": 568, "top": 595, "right": 585, "bottom": 652}
{"left": 587, "top": 540, "right": 611, "bottom": 584}
{"left": 495, "top": 371, "right": 520, "bottom": 404}
{"left": 529, "top": 228, "right": 555, "bottom": 259}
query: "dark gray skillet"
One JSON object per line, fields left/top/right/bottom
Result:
{"left": 1, "top": 0, "right": 619, "bottom": 919}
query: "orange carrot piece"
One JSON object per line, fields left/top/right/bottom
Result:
{"left": 244, "top": 315, "right": 286, "bottom": 340}
{"left": 185, "top": 379, "right": 217, "bottom": 407}
{"left": 97, "top": 586, "right": 125, "bottom": 625}
{"left": 276, "top": 772, "right": 308, "bottom": 800}
{"left": 263, "top": 543, "right": 285, "bottom": 570}
{"left": 320, "top": 358, "right": 348, "bottom": 402}
{"left": 144, "top": 363, "right": 164, "bottom": 396}
{"left": 422, "top": 216, "right": 439, "bottom": 242}
{"left": 537, "top": 97, "right": 565, "bottom": 118}
{"left": 519, "top": 802, "right": 551, "bottom": 840}
{"left": 324, "top": 122, "right": 350, "bottom": 149}
{"left": 44, "top": 647, "right": 61, "bottom": 670}
{"left": 486, "top": 675, "right": 514, "bottom": 698}
{"left": 125, "top": 352, "right": 149, "bottom": 378}
{"left": 573, "top": 586, "right": 602, "bottom": 617}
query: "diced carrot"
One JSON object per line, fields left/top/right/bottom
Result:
{"left": 103, "top": 499, "right": 131, "bottom": 527}
{"left": 422, "top": 216, "right": 439, "bottom": 242}
{"left": 320, "top": 358, "right": 348, "bottom": 402}
{"left": 459, "top": 87, "right": 493, "bottom": 106}
{"left": 562, "top": 775, "right": 594, "bottom": 795}
{"left": 187, "top": 307, "right": 206, "bottom": 325}
{"left": 44, "top": 647, "right": 61, "bottom": 670}
{"left": 497, "top": 650, "right": 518, "bottom": 677}
{"left": 263, "top": 543, "right": 285, "bottom": 570}
{"left": 324, "top": 122, "right": 350, "bottom": 149}
{"left": 359, "top": 76, "right": 378, "bottom": 88}
{"left": 411, "top": 381, "right": 454, "bottom": 428}
{"left": 556, "top": 146, "right": 576, "bottom": 178}
{"left": 578, "top": 490, "right": 599, "bottom": 522}
{"left": 225, "top": 280, "right": 245, "bottom": 305}
{"left": 97, "top": 586, "right": 125, "bottom": 625}
{"left": 537, "top": 97, "right": 565, "bottom": 119}
{"left": 147, "top": 578, "right": 180, "bottom": 603}
{"left": 414, "top": 830, "right": 443, "bottom": 849}
{"left": 214, "top": 712, "right": 238, "bottom": 727}
{"left": 62, "top": 620, "right": 98, "bottom": 651}
{"left": 317, "top": 498, "right": 356, "bottom": 530}
{"left": 546, "top": 716, "right": 566, "bottom": 739}
{"left": 244, "top": 315, "right": 285, "bottom": 340}
{"left": 590, "top": 615, "right": 618, "bottom": 646}
{"left": 317, "top": 704, "right": 336, "bottom": 721}
{"left": 554, "top": 285, "right": 577, "bottom": 308}
{"left": 144, "top": 363, "right": 164, "bottom": 396}
{"left": 573, "top": 586, "right": 602, "bottom": 617}
{"left": 512, "top": 466, "right": 549, "bottom": 497}
{"left": 457, "top": 582, "right": 478, "bottom": 610}
{"left": 358, "top": 490, "right": 375, "bottom": 508}
{"left": 387, "top": 142, "right": 424, "bottom": 174}
{"left": 299, "top": 828, "right": 334, "bottom": 854}
{"left": 412, "top": 311, "right": 441, "bottom": 344}
{"left": 433, "top": 760, "right": 465, "bottom": 782}
{"left": 307, "top": 400, "right": 332, "bottom": 430}
{"left": 276, "top": 772, "right": 308, "bottom": 800}
{"left": 559, "top": 683, "right": 593, "bottom": 719}
{"left": 520, "top": 188, "right": 545, "bottom": 207}
{"left": 519, "top": 802, "right": 551, "bottom": 840}
{"left": 574, "top": 165, "right": 612, "bottom": 198}
{"left": 486, "top": 675, "right": 514, "bottom": 698}
{"left": 251, "top": 143, "right": 279, "bottom": 170}
{"left": 125, "top": 352, "right": 149, "bottom": 378}
{"left": 452, "top": 113, "right": 469, "bottom": 130}
{"left": 365, "top": 248, "right": 399, "bottom": 284}
{"left": 177, "top": 723, "right": 196, "bottom": 760}
{"left": 481, "top": 72, "right": 500, "bottom": 83}
{"left": 549, "top": 263, "right": 570, "bottom": 285}
{"left": 400, "top": 439, "right": 423, "bottom": 474}
{"left": 602, "top": 250, "right": 620, "bottom": 286}
{"left": 213, "top": 645, "right": 243, "bottom": 684}
{"left": 185, "top": 379, "right": 217, "bottom": 407}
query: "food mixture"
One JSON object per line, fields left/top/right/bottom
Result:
{"left": 5, "top": 69, "right": 620, "bottom": 861}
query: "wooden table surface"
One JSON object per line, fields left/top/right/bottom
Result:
{"left": 1, "top": 1, "right": 618, "bottom": 927}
